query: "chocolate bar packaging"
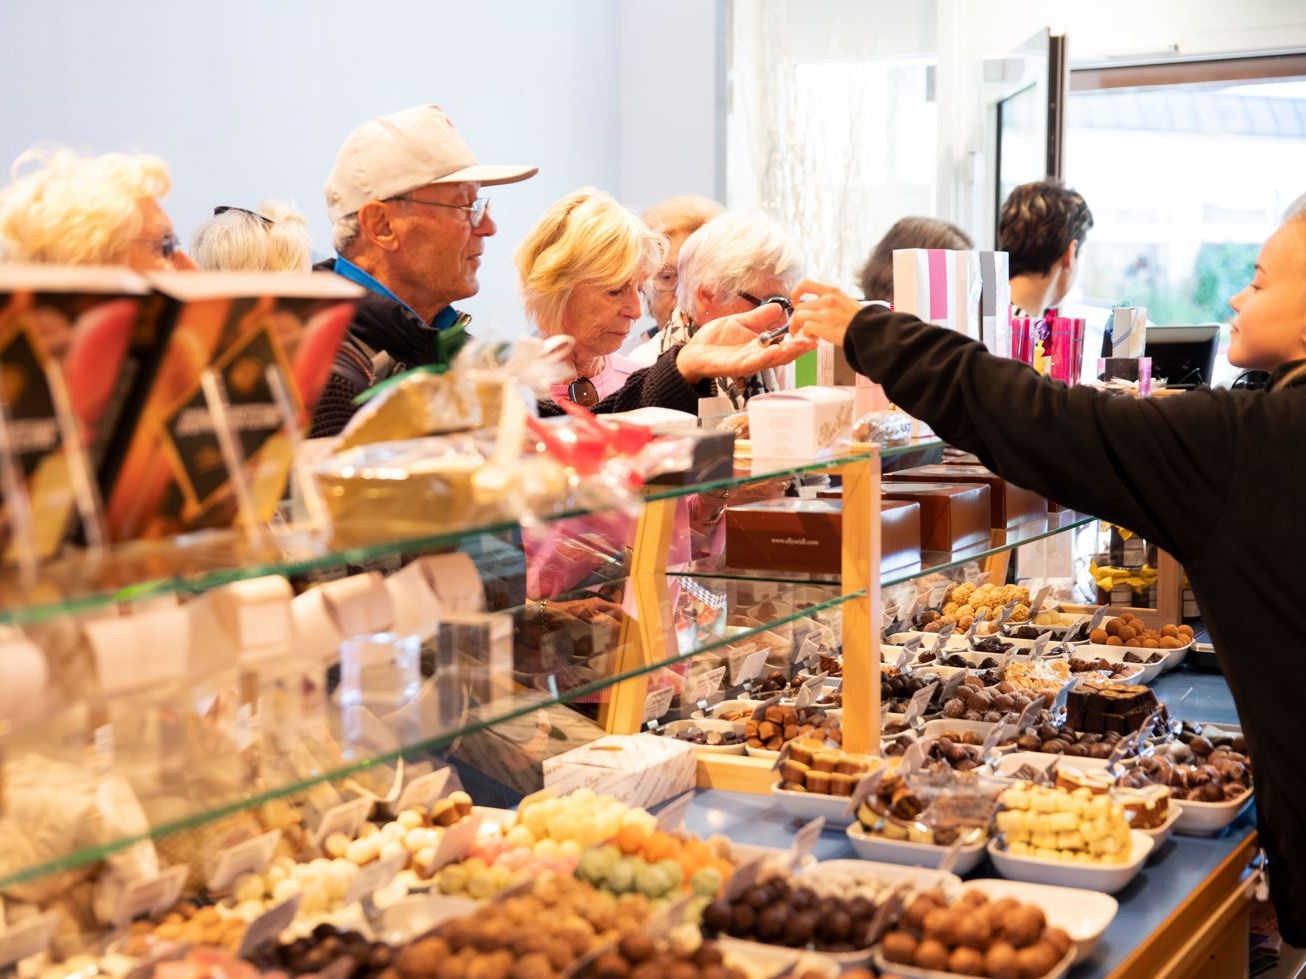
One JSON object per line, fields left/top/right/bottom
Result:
{"left": 724, "top": 497, "right": 922, "bottom": 575}
{"left": 885, "top": 463, "right": 1047, "bottom": 528}
{"left": 880, "top": 480, "right": 991, "bottom": 552}
{"left": 102, "top": 272, "right": 362, "bottom": 542}
{"left": 0, "top": 264, "right": 167, "bottom": 558}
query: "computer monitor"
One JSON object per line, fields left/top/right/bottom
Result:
{"left": 1143, "top": 324, "right": 1220, "bottom": 388}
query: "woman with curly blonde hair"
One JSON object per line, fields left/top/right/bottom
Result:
{"left": 190, "top": 200, "right": 313, "bottom": 273}
{"left": 0, "top": 147, "right": 195, "bottom": 270}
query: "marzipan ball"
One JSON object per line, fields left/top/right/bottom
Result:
{"left": 618, "top": 935, "right": 655, "bottom": 964}
{"left": 593, "top": 953, "right": 631, "bottom": 979}
{"left": 954, "top": 914, "right": 992, "bottom": 949}
{"left": 1001, "top": 906, "right": 1045, "bottom": 948}
{"left": 984, "top": 941, "right": 1021, "bottom": 979}
{"left": 914, "top": 939, "right": 951, "bottom": 971}
{"left": 693, "top": 946, "right": 724, "bottom": 968}
{"left": 666, "top": 961, "right": 698, "bottom": 979}
{"left": 512, "top": 954, "right": 554, "bottom": 979}
{"left": 903, "top": 894, "right": 941, "bottom": 932}
{"left": 1089, "top": 628, "right": 1108, "bottom": 644}
{"left": 1017, "top": 942, "right": 1060, "bottom": 977}
{"left": 628, "top": 963, "right": 661, "bottom": 979}
{"left": 1043, "top": 928, "right": 1073, "bottom": 960}
{"left": 948, "top": 946, "right": 986, "bottom": 976}
{"left": 881, "top": 931, "right": 918, "bottom": 964}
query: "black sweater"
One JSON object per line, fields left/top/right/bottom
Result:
{"left": 844, "top": 307, "right": 1306, "bottom": 942}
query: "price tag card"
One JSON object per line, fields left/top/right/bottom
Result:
{"left": 750, "top": 694, "right": 783, "bottom": 721}
{"left": 642, "top": 687, "right": 676, "bottom": 726}
{"left": 1030, "top": 632, "right": 1055, "bottom": 660}
{"left": 655, "top": 792, "right": 695, "bottom": 832}
{"left": 562, "top": 938, "right": 619, "bottom": 979}
{"left": 0, "top": 912, "right": 58, "bottom": 970}
{"left": 995, "top": 600, "right": 1019, "bottom": 628}
{"left": 1050, "top": 678, "right": 1079, "bottom": 716}
{"left": 790, "top": 633, "right": 822, "bottom": 670}
{"left": 927, "top": 583, "right": 949, "bottom": 608}
{"left": 396, "top": 769, "right": 453, "bottom": 815}
{"left": 1016, "top": 695, "right": 1047, "bottom": 732}
{"left": 1030, "top": 586, "right": 1052, "bottom": 614}
{"left": 893, "top": 645, "right": 914, "bottom": 673}
{"left": 846, "top": 769, "right": 885, "bottom": 816}
{"left": 937, "top": 672, "right": 965, "bottom": 704}
{"left": 207, "top": 829, "right": 281, "bottom": 893}
{"left": 342, "top": 851, "right": 406, "bottom": 907}
{"left": 937, "top": 619, "right": 956, "bottom": 640}
{"left": 862, "top": 888, "right": 906, "bottom": 947}
{"left": 981, "top": 713, "right": 1016, "bottom": 756}
{"left": 722, "top": 855, "right": 765, "bottom": 901}
{"left": 770, "top": 741, "right": 796, "bottom": 772}
{"left": 996, "top": 647, "right": 1018, "bottom": 674}
{"left": 431, "top": 812, "right": 483, "bottom": 871}
{"left": 115, "top": 866, "right": 188, "bottom": 925}
{"left": 734, "top": 648, "right": 769, "bottom": 686}
{"left": 1087, "top": 606, "right": 1110, "bottom": 632}
{"left": 901, "top": 681, "right": 939, "bottom": 730}
{"left": 936, "top": 836, "right": 968, "bottom": 876}
{"left": 238, "top": 896, "right": 301, "bottom": 958}
{"left": 901, "top": 739, "right": 931, "bottom": 774}
{"left": 685, "top": 667, "right": 726, "bottom": 706}
{"left": 904, "top": 593, "right": 924, "bottom": 626}
{"left": 794, "top": 673, "right": 828, "bottom": 709}
{"left": 901, "top": 635, "right": 922, "bottom": 656}
{"left": 314, "top": 797, "right": 373, "bottom": 848}
{"left": 789, "top": 817, "right": 825, "bottom": 865}
{"left": 642, "top": 895, "right": 694, "bottom": 942}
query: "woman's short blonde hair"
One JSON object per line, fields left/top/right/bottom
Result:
{"left": 515, "top": 188, "right": 666, "bottom": 335}
{"left": 642, "top": 194, "right": 724, "bottom": 239}
{"left": 191, "top": 200, "right": 313, "bottom": 272}
{"left": 0, "top": 147, "right": 170, "bottom": 265}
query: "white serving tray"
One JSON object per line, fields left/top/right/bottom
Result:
{"left": 845, "top": 821, "right": 987, "bottom": 875}
{"left": 987, "top": 830, "right": 1153, "bottom": 893}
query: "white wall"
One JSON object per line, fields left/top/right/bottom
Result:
{"left": 0, "top": 0, "right": 632, "bottom": 336}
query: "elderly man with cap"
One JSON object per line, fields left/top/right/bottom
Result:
{"left": 310, "top": 104, "right": 809, "bottom": 437}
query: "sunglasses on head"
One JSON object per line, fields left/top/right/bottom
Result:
{"left": 214, "top": 205, "right": 274, "bottom": 228}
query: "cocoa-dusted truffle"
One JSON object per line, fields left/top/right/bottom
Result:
{"left": 984, "top": 941, "right": 1020, "bottom": 979}
{"left": 701, "top": 901, "right": 732, "bottom": 934}
{"left": 914, "top": 938, "right": 951, "bottom": 971}
{"left": 881, "top": 930, "right": 918, "bottom": 964}
{"left": 948, "top": 945, "right": 986, "bottom": 976}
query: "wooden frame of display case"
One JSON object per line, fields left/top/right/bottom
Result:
{"left": 601, "top": 449, "right": 883, "bottom": 793}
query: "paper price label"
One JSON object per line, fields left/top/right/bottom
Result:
{"left": 797, "top": 671, "right": 827, "bottom": 701}
{"left": 893, "top": 645, "right": 914, "bottom": 673}
{"left": 642, "top": 687, "right": 676, "bottom": 725}
{"left": 901, "top": 636, "right": 922, "bottom": 656}
{"left": 1087, "top": 606, "right": 1110, "bottom": 632}
{"left": 901, "top": 681, "right": 939, "bottom": 730}
{"left": 995, "top": 601, "right": 1018, "bottom": 628}
{"left": 901, "top": 739, "right": 931, "bottom": 773}
{"left": 770, "top": 741, "right": 796, "bottom": 772}
{"left": 431, "top": 812, "right": 483, "bottom": 871}
{"left": 397, "top": 769, "right": 453, "bottom": 815}
{"left": 938, "top": 671, "right": 965, "bottom": 704}
{"left": 655, "top": 792, "right": 695, "bottom": 832}
{"left": 862, "top": 888, "right": 906, "bottom": 947}
{"left": 685, "top": 667, "right": 726, "bottom": 705}
{"left": 1030, "top": 586, "right": 1052, "bottom": 614}
{"left": 975, "top": 571, "right": 992, "bottom": 586}
{"left": 846, "top": 768, "right": 885, "bottom": 816}
{"left": 905, "top": 593, "right": 924, "bottom": 624}
{"left": 643, "top": 895, "right": 694, "bottom": 942}
{"left": 750, "top": 694, "right": 783, "bottom": 721}
{"left": 963, "top": 617, "right": 981, "bottom": 641}
{"left": 238, "top": 896, "right": 300, "bottom": 958}
{"left": 1030, "top": 632, "right": 1055, "bottom": 660}
{"left": 207, "top": 829, "right": 281, "bottom": 893}
{"left": 722, "top": 855, "right": 765, "bottom": 902}
{"left": 1050, "top": 678, "right": 1079, "bottom": 716}
{"left": 1062, "top": 616, "right": 1089, "bottom": 642}
{"left": 790, "top": 817, "right": 825, "bottom": 865}
{"left": 982, "top": 713, "right": 1017, "bottom": 756}
{"left": 115, "top": 865, "right": 187, "bottom": 925}
{"left": 1015, "top": 695, "right": 1047, "bottom": 732}
{"left": 314, "top": 797, "right": 373, "bottom": 848}
{"left": 936, "top": 836, "right": 968, "bottom": 876}
{"left": 0, "top": 912, "right": 58, "bottom": 969}
{"left": 927, "top": 583, "right": 949, "bottom": 608}
{"left": 563, "top": 938, "right": 619, "bottom": 979}
{"left": 996, "top": 648, "right": 1018, "bottom": 674}
{"left": 733, "top": 649, "right": 769, "bottom": 686}
{"left": 343, "top": 851, "right": 406, "bottom": 907}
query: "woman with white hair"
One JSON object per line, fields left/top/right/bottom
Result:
{"left": 0, "top": 147, "right": 196, "bottom": 270}
{"left": 190, "top": 201, "right": 312, "bottom": 272}
{"left": 629, "top": 211, "right": 805, "bottom": 407}
{"left": 638, "top": 193, "right": 725, "bottom": 338}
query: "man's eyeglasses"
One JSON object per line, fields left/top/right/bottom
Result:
{"left": 214, "top": 205, "right": 274, "bottom": 228}
{"left": 391, "top": 195, "right": 491, "bottom": 229}
{"left": 567, "top": 377, "right": 600, "bottom": 408}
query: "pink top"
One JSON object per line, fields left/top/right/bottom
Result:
{"left": 549, "top": 353, "right": 638, "bottom": 405}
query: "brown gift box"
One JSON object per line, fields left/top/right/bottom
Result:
{"left": 885, "top": 464, "right": 1046, "bottom": 529}
{"left": 724, "top": 498, "right": 922, "bottom": 575}
{"left": 879, "top": 481, "right": 991, "bottom": 552}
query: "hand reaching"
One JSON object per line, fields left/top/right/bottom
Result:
{"left": 788, "top": 279, "right": 864, "bottom": 348}
{"left": 675, "top": 303, "right": 817, "bottom": 384}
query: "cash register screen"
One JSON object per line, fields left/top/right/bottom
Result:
{"left": 1144, "top": 324, "right": 1220, "bottom": 388}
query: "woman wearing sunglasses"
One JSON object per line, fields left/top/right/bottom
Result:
{"left": 787, "top": 207, "right": 1306, "bottom": 948}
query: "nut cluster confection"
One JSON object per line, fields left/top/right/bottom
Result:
{"left": 916, "top": 583, "right": 1032, "bottom": 633}
{"left": 777, "top": 739, "right": 881, "bottom": 795}
{"left": 996, "top": 783, "right": 1133, "bottom": 863}
{"left": 880, "top": 890, "right": 1072, "bottom": 978}
{"left": 1088, "top": 614, "right": 1192, "bottom": 649}
{"left": 121, "top": 903, "right": 245, "bottom": 956}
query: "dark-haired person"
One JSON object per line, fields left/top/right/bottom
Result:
{"left": 998, "top": 180, "right": 1094, "bottom": 318}
{"left": 785, "top": 206, "right": 1306, "bottom": 946}
{"left": 857, "top": 217, "right": 973, "bottom": 302}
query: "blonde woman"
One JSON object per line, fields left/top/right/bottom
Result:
{"left": 190, "top": 201, "right": 313, "bottom": 272}
{"left": 0, "top": 146, "right": 196, "bottom": 270}
{"left": 515, "top": 188, "right": 666, "bottom": 406}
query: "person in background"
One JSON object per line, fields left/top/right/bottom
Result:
{"left": 998, "top": 179, "right": 1094, "bottom": 318}
{"left": 857, "top": 216, "right": 973, "bottom": 303}
{"left": 787, "top": 205, "right": 1306, "bottom": 948}
{"left": 190, "top": 201, "right": 312, "bottom": 272}
{"left": 629, "top": 211, "right": 805, "bottom": 407}
{"left": 514, "top": 188, "right": 664, "bottom": 405}
{"left": 0, "top": 147, "right": 198, "bottom": 271}
{"left": 634, "top": 193, "right": 724, "bottom": 345}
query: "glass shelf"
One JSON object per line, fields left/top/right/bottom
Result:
{"left": 0, "top": 575, "right": 856, "bottom": 890}
{"left": 0, "top": 445, "right": 934, "bottom": 627}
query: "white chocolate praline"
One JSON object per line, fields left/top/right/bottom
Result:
{"left": 380, "top": 821, "right": 406, "bottom": 842}
{"left": 357, "top": 822, "right": 381, "bottom": 839}
{"left": 412, "top": 847, "right": 437, "bottom": 876}
{"left": 397, "top": 809, "right": 424, "bottom": 830}
{"left": 233, "top": 872, "right": 266, "bottom": 903}
{"left": 379, "top": 840, "right": 406, "bottom": 864}
{"left": 323, "top": 832, "right": 351, "bottom": 858}
{"left": 404, "top": 828, "right": 429, "bottom": 853}
{"left": 273, "top": 877, "right": 303, "bottom": 903}
{"left": 345, "top": 838, "right": 376, "bottom": 865}
{"left": 265, "top": 863, "right": 289, "bottom": 886}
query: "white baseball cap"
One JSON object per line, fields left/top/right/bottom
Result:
{"left": 325, "top": 104, "right": 538, "bottom": 223}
